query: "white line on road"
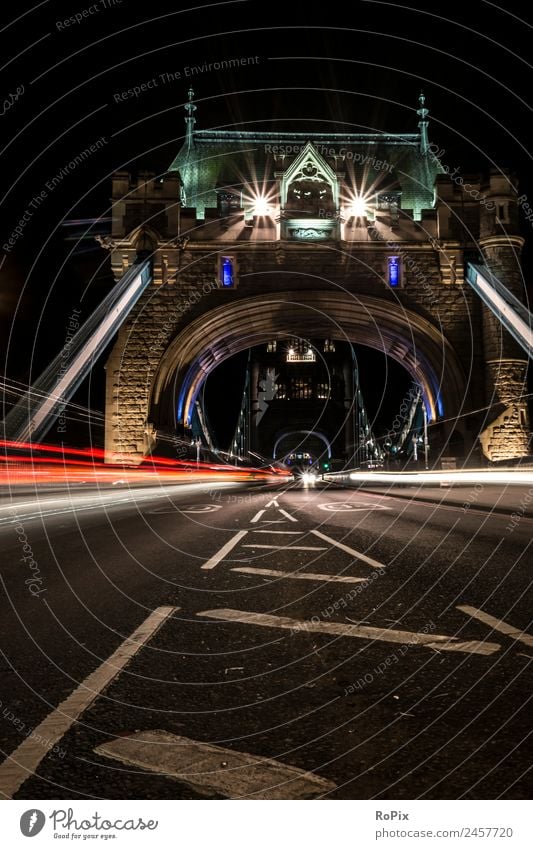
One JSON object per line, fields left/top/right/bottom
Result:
{"left": 198, "top": 609, "right": 501, "bottom": 656}
{"left": 318, "top": 502, "right": 391, "bottom": 512}
{"left": 278, "top": 508, "right": 298, "bottom": 523}
{"left": 457, "top": 605, "right": 533, "bottom": 648}
{"left": 311, "top": 529, "right": 387, "bottom": 570}
{"left": 242, "top": 544, "right": 326, "bottom": 551}
{"left": 200, "top": 530, "right": 248, "bottom": 570}
{"left": 95, "top": 729, "right": 336, "bottom": 799}
{"left": 265, "top": 498, "right": 279, "bottom": 507}
{"left": 0, "top": 606, "right": 178, "bottom": 800}
{"left": 0, "top": 485, "right": 238, "bottom": 527}
{"left": 0, "top": 502, "right": 133, "bottom": 526}
{"left": 1, "top": 498, "right": 67, "bottom": 512}
{"left": 250, "top": 509, "right": 266, "bottom": 523}
{"left": 252, "top": 530, "right": 301, "bottom": 534}
{"left": 0, "top": 496, "right": 133, "bottom": 515}
{"left": 232, "top": 567, "right": 366, "bottom": 584}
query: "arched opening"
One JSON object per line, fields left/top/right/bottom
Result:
{"left": 273, "top": 430, "right": 332, "bottom": 460}
{"left": 128, "top": 224, "right": 160, "bottom": 255}
{"left": 151, "top": 292, "right": 461, "bottom": 433}
{"left": 199, "top": 340, "right": 420, "bottom": 465}
{"left": 286, "top": 177, "right": 335, "bottom": 217}
{"left": 146, "top": 292, "right": 466, "bottom": 464}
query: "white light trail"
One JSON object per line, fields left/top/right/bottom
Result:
{"left": 345, "top": 469, "right": 533, "bottom": 485}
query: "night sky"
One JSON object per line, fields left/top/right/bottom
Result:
{"left": 1, "top": 0, "right": 532, "bottom": 449}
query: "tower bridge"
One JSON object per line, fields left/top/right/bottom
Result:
{"left": 4, "top": 91, "right": 531, "bottom": 465}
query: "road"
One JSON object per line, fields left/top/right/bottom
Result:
{"left": 0, "top": 478, "right": 531, "bottom": 800}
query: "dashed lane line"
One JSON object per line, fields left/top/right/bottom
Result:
{"left": 252, "top": 530, "right": 301, "bottom": 535}
{"left": 232, "top": 567, "right": 366, "bottom": 584}
{"left": 311, "top": 529, "right": 386, "bottom": 570}
{"left": 242, "top": 544, "right": 326, "bottom": 551}
{"left": 0, "top": 606, "right": 178, "bottom": 800}
{"left": 198, "top": 609, "right": 501, "bottom": 656}
{"left": 457, "top": 605, "right": 533, "bottom": 648}
{"left": 200, "top": 530, "right": 248, "bottom": 570}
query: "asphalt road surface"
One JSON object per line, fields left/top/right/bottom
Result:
{"left": 0, "top": 479, "right": 531, "bottom": 799}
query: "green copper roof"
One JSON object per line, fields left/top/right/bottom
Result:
{"left": 169, "top": 95, "right": 443, "bottom": 219}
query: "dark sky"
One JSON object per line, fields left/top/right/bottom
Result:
{"left": 1, "top": 0, "right": 532, "bottom": 447}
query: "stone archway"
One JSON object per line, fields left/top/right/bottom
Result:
{"left": 150, "top": 291, "right": 464, "bottom": 433}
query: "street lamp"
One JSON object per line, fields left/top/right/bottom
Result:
{"left": 423, "top": 405, "right": 429, "bottom": 469}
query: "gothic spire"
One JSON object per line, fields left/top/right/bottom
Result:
{"left": 184, "top": 86, "right": 197, "bottom": 153}
{"left": 417, "top": 90, "right": 429, "bottom": 155}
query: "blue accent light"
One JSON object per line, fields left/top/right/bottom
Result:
{"left": 221, "top": 256, "right": 234, "bottom": 287}
{"left": 388, "top": 256, "right": 400, "bottom": 287}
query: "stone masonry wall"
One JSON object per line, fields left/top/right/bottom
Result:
{"left": 479, "top": 359, "right": 530, "bottom": 461}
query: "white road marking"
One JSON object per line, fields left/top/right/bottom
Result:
{"left": 181, "top": 504, "right": 224, "bottom": 514}
{"left": 150, "top": 504, "right": 224, "bottom": 515}
{"left": 0, "top": 484, "right": 238, "bottom": 527}
{"left": 200, "top": 530, "right": 248, "bottom": 570}
{"left": 278, "top": 508, "right": 298, "bottom": 522}
{"left": 242, "top": 544, "right": 326, "bottom": 551}
{"left": 252, "top": 530, "right": 301, "bottom": 534}
{"left": 1, "top": 498, "right": 67, "bottom": 512}
{"left": 94, "top": 730, "right": 336, "bottom": 799}
{"left": 232, "top": 567, "right": 366, "bottom": 584}
{"left": 0, "top": 606, "right": 177, "bottom": 799}
{"left": 311, "top": 529, "right": 386, "bottom": 570}
{"left": 318, "top": 502, "right": 391, "bottom": 512}
{"left": 265, "top": 498, "right": 279, "bottom": 507}
{"left": 0, "top": 496, "right": 134, "bottom": 515}
{"left": 0, "top": 502, "right": 134, "bottom": 525}
{"left": 458, "top": 605, "right": 533, "bottom": 648}
{"left": 250, "top": 509, "right": 266, "bottom": 523}
{"left": 198, "top": 609, "right": 500, "bottom": 656}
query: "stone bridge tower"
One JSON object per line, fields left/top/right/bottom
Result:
{"left": 102, "top": 90, "right": 530, "bottom": 466}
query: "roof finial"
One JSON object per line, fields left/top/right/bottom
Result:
{"left": 184, "top": 86, "right": 197, "bottom": 152}
{"left": 417, "top": 90, "right": 429, "bottom": 155}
